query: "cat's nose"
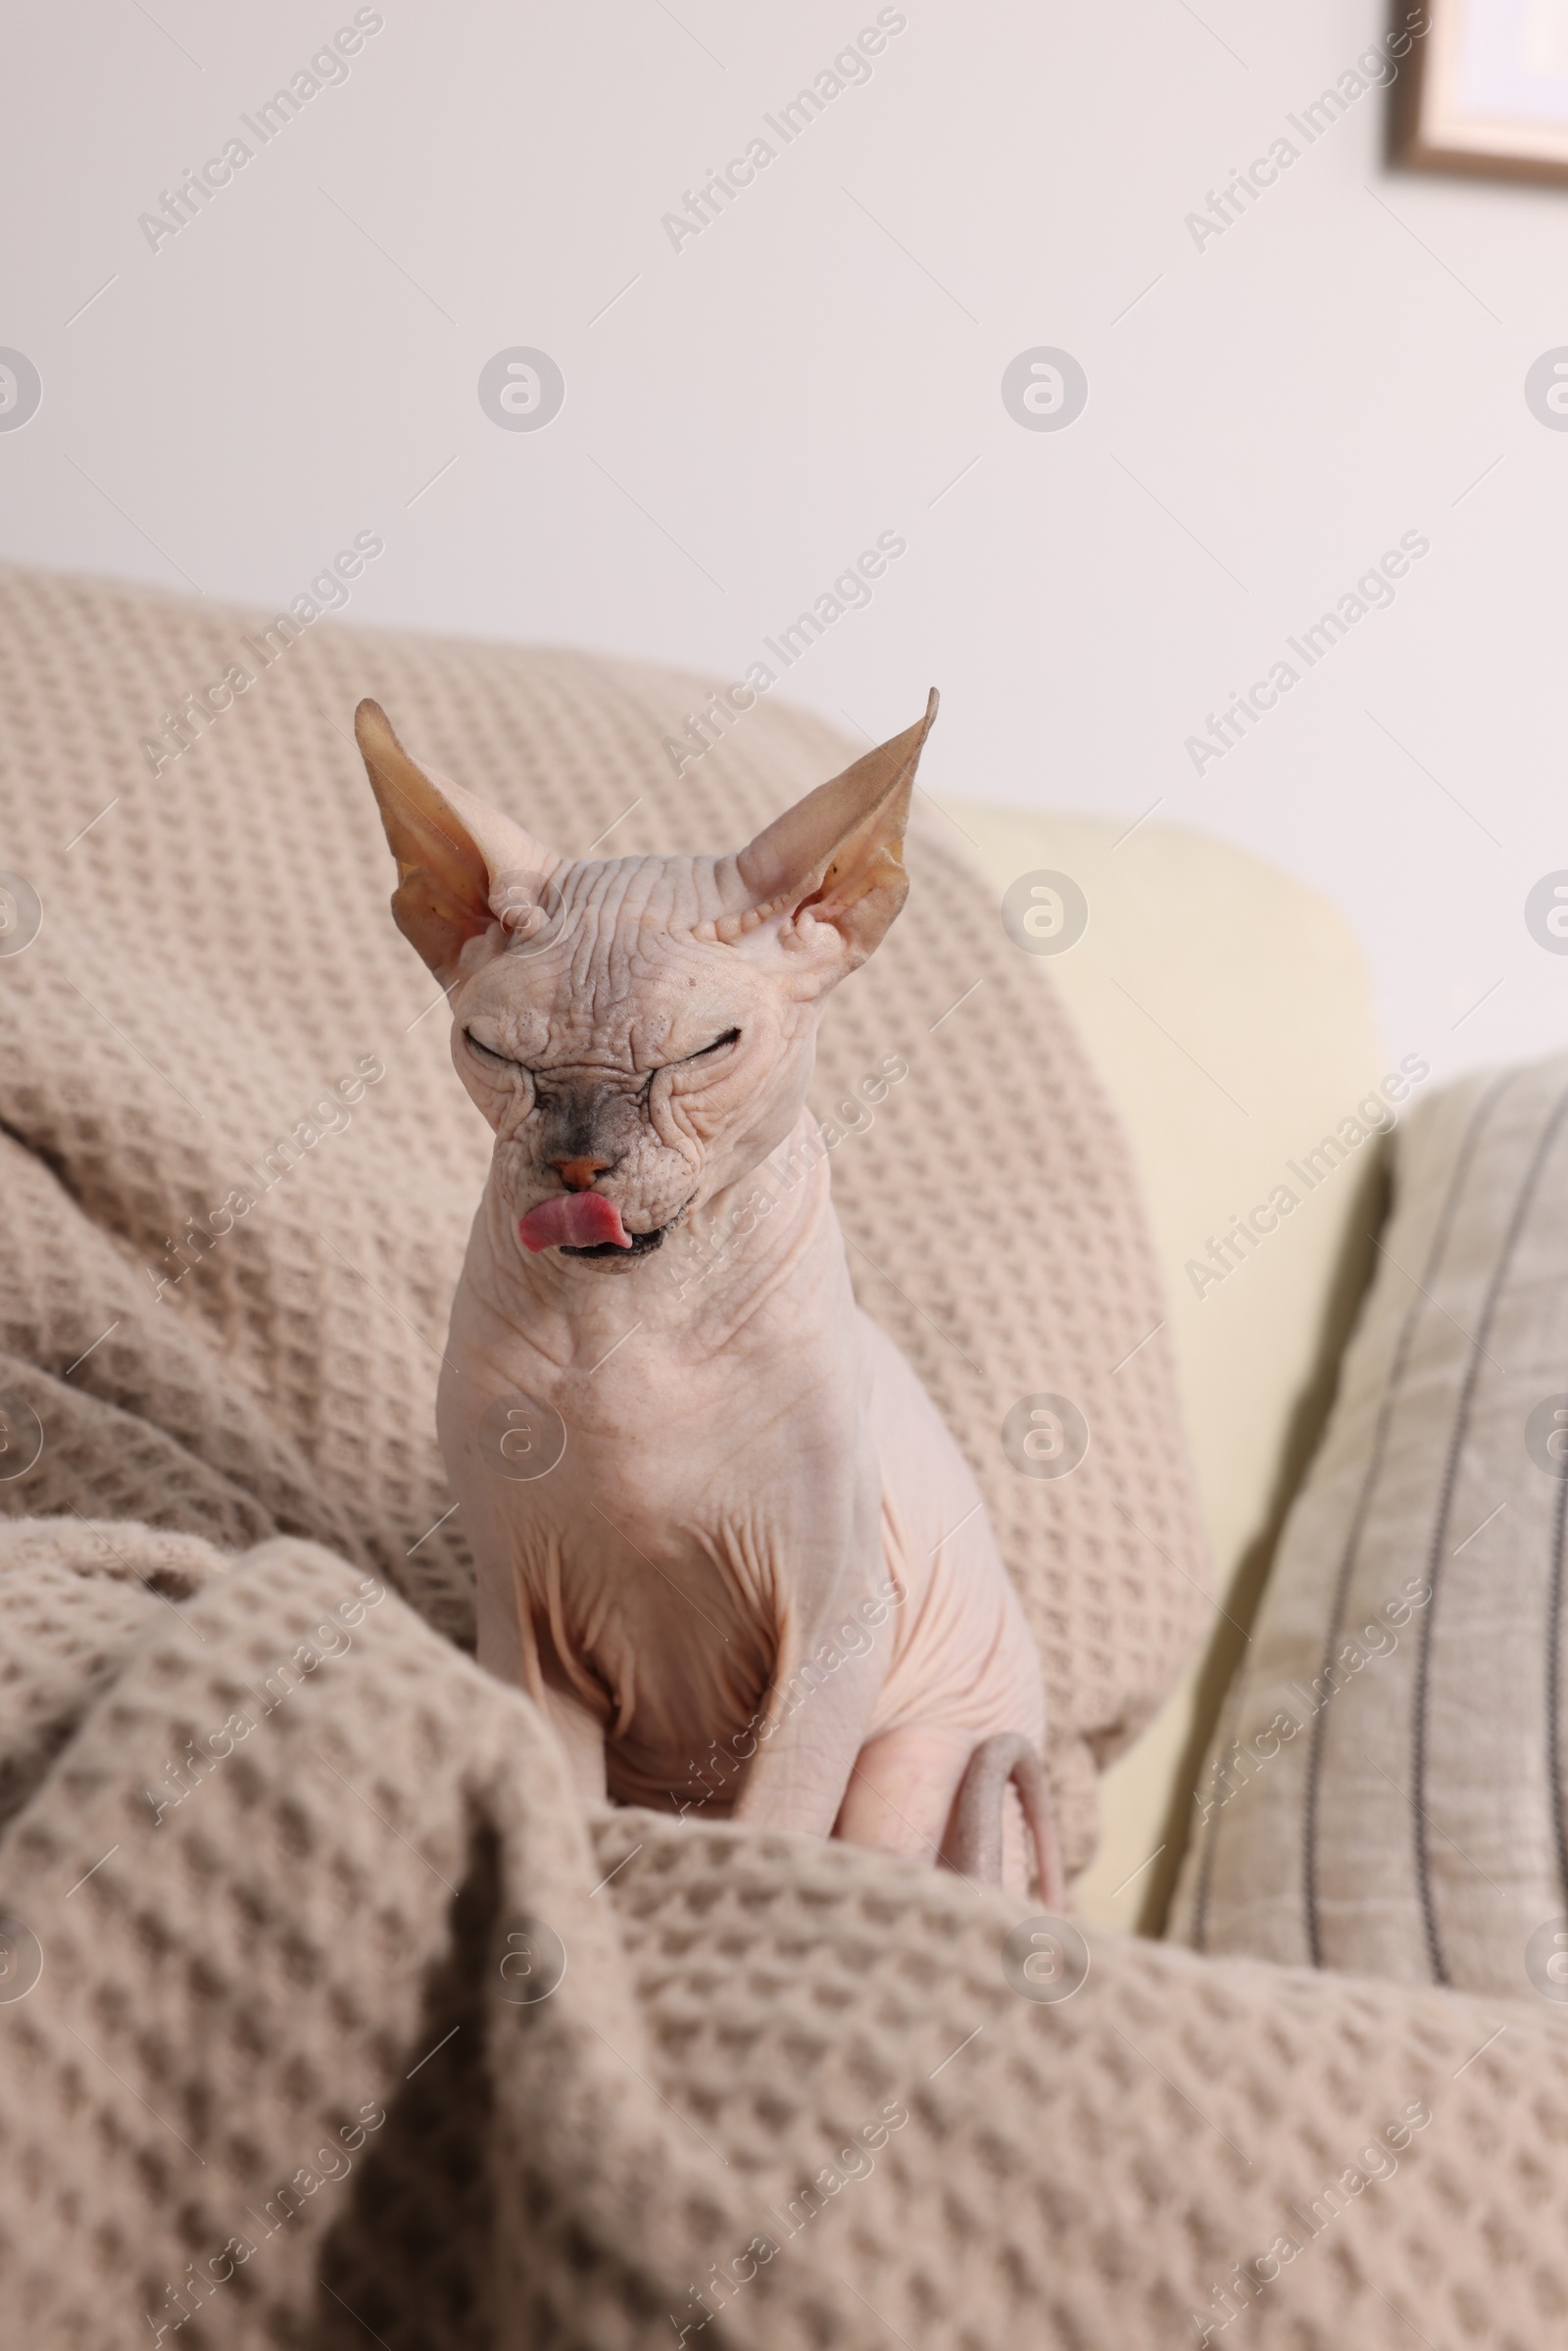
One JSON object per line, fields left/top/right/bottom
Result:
{"left": 551, "top": 1154, "right": 612, "bottom": 1192}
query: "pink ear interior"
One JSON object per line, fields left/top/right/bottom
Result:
{"left": 354, "top": 698, "right": 559, "bottom": 979}
{"left": 727, "top": 691, "right": 939, "bottom": 961}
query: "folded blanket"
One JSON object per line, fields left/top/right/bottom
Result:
{"left": 5, "top": 1516, "right": 1566, "bottom": 2350}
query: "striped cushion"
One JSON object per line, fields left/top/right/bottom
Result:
{"left": 1169, "top": 1055, "right": 1568, "bottom": 1994}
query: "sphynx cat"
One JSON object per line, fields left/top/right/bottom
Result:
{"left": 356, "top": 692, "right": 1062, "bottom": 1898}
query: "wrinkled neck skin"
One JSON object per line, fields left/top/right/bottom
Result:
{"left": 461, "top": 1105, "right": 841, "bottom": 1368}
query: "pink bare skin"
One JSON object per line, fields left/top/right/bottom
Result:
{"left": 356, "top": 693, "right": 1062, "bottom": 1900}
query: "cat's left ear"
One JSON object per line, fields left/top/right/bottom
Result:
{"left": 355, "top": 699, "right": 560, "bottom": 980}
{"left": 720, "top": 690, "right": 938, "bottom": 981}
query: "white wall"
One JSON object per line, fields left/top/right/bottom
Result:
{"left": 5, "top": 0, "right": 1568, "bottom": 1079}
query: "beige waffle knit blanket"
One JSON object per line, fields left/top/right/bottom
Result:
{"left": 2, "top": 568, "right": 1566, "bottom": 2346}
{"left": 5, "top": 1515, "right": 1568, "bottom": 2349}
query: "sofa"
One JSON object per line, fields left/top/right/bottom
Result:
{"left": 1, "top": 563, "right": 1563, "bottom": 2350}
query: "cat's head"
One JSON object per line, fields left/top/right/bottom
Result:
{"left": 356, "top": 692, "right": 937, "bottom": 1264}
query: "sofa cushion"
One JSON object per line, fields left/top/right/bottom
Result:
{"left": 1169, "top": 1053, "right": 1568, "bottom": 1993}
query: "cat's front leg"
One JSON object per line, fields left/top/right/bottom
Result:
{"left": 728, "top": 1516, "right": 894, "bottom": 1836}
{"left": 728, "top": 1596, "right": 888, "bottom": 1837}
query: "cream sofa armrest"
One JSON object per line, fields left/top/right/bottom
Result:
{"left": 939, "top": 805, "right": 1389, "bottom": 1931}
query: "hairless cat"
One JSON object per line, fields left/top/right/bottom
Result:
{"left": 357, "top": 693, "right": 1062, "bottom": 1899}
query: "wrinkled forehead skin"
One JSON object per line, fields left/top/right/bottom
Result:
{"left": 450, "top": 852, "right": 801, "bottom": 1073}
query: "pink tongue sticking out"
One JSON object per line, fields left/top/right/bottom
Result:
{"left": 517, "top": 1194, "right": 632, "bottom": 1253}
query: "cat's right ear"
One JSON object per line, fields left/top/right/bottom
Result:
{"left": 355, "top": 700, "right": 559, "bottom": 980}
{"left": 715, "top": 692, "right": 938, "bottom": 991}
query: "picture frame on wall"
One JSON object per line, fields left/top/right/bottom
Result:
{"left": 1396, "top": 0, "right": 1568, "bottom": 183}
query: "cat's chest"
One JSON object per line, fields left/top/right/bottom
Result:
{"left": 449, "top": 1273, "right": 861, "bottom": 1559}
{"left": 503, "top": 1442, "right": 796, "bottom": 1668}
{"left": 513, "top": 1480, "right": 785, "bottom": 1788}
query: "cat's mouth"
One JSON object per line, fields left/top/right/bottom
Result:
{"left": 517, "top": 1191, "right": 684, "bottom": 1259}
{"left": 561, "top": 1225, "right": 667, "bottom": 1259}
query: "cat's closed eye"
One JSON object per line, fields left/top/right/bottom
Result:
{"left": 686, "top": 1028, "right": 740, "bottom": 1059}
{"left": 465, "top": 1030, "right": 519, "bottom": 1068}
